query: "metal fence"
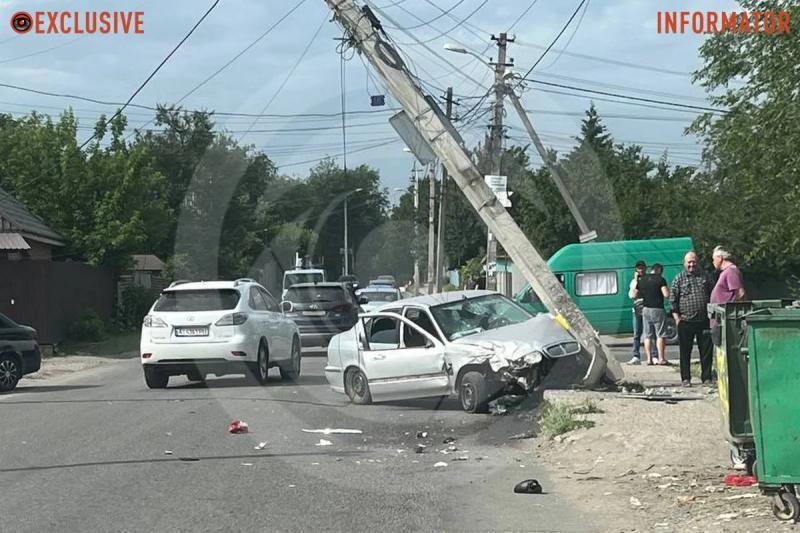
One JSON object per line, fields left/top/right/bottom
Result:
{"left": 0, "top": 261, "right": 114, "bottom": 344}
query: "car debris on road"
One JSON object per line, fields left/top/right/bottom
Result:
{"left": 315, "top": 439, "right": 333, "bottom": 446}
{"left": 229, "top": 420, "right": 249, "bottom": 434}
{"left": 302, "top": 428, "right": 363, "bottom": 435}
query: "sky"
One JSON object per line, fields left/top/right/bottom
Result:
{"left": 0, "top": 0, "right": 736, "bottom": 196}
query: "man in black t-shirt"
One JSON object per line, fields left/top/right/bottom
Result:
{"left": 635, "top": 263, "right": 670, "bottom": 365}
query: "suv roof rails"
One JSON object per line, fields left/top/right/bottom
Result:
{"left": 234, "top": 278, "right": 257, "bottom": 286}
{"left": 168, "top": 279, "right": 192, "bottom": 288}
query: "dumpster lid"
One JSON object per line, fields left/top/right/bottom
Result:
{"left": 743, "top": 304, "right": 800, "bottom": 322}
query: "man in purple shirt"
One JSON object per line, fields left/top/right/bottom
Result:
{"left": 711, "top": 246, "right": 747, "bottom": 304}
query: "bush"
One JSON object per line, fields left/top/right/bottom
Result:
{"left": 67, "top": 310, "right": 106, "bottom": 342}
{"left": 118, "top": 285, "right": 159, "bottom": 329}
{"left": 539, "top": 400, "right": 595, "bottom": 439}
{"left": 442, "top": 283, "right": 458, "bottom": 292}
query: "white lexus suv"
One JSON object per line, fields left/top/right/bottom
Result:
{"left": 140, "top": 279, "right": 301, "bottom": 389}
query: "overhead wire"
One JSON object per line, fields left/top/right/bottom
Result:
{"left": 540, "top": 0, "right": 590, "bottom": 70}
{"left": 382, "top": 0, "right": 467, "bottom": 31}
{"left": 79, "top": 0, "right": 222, "bottom": 149}
{"left": 513, "top": 0, "right": 587, "bottom": 90}
{"left": 0, "top": 36, "right": 83, "bottom": 66}
{"left": 396, "top": 0, "right": 490, "bottom": 45}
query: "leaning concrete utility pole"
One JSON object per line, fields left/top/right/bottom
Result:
{"left": 506, "top": 85, "right": 597, "bottom": 243}
{"left": 485, "top": 33, "right": 513, "bottom": 291}
{"left": 323, "top": 0, "right": 623, "bottom": 386}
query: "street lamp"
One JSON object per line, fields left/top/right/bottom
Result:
{"left": 343, "top": 188, "right": 363, "bottom": 276}
{"left": 443, "top": 44, "right": 491, "bottom": 66}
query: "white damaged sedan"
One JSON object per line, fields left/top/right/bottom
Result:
{"left": 324, "top": 290, "right": 581, "bottom": 413}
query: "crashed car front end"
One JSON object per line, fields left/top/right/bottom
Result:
{"left": 446, "top": 340, "right": 546, "bottom": 394}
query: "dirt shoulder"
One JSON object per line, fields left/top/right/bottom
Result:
{"left": 531, "top": 365, "right": 797, "bottom": 533}
{"left": 28, "top": 332, "right": 138, "bottom": 382}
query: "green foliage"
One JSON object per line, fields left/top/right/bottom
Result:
{"left": 539, "top": 400, "right": 596, "bottom": 439}
{"left": 66, "top": 309, "right": 106, "bottom": 342}
{"left": 118, "top": 285, "right": 159, "bottom": 330}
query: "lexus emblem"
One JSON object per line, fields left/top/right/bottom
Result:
{"left": 309, "top": 304, "right": 319, "bottom": 310}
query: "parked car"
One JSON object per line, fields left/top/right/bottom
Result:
{"left": 282, "top": 282, "right": 363, "bottom": 348}
{"left": 324, "top": 290, "right": 580, "bottom": 413}
{"left": 514, "top": 237, "right": 691, "bottom": 343}
{"left": 0, "top": 313, "right": 41, "bottom": 392}
{"left": 140, "top": 279, "right": 301, "bottom": 389}
{"left": 376, "top": 275, "right": 397, "bottom": 287}
{"left": 368, "top": 279, "right": 395, "bottom": 288}
{"left": 356, "top": 286, "right": 402, "bottom": 313}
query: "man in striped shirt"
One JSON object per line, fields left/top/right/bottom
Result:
{"left": 670, "top": 251, "right": 714, "bottom": 387}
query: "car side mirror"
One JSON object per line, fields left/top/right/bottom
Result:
{"left": 281, "top": 301, "right": 293, "bottom": 313}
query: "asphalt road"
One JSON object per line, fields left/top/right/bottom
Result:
{"left": 0, "top": 351, "right": 596, "bottom": 533}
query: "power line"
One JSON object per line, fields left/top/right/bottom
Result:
{"left": 238, "top": 14, "right": 328, "bottom": 142}
{"left": 0, "top": 36, "right": 83, "bottom": 66}
{"left": 514, "top": 0, "right": 587, "bottom": 89}
{"left": 397, "top": 0, "right": 490, "bottom": 46}
{"left": 340, "top": 42, "right": 348, "bottom": 171}
{"left": 79, "top": 0, "right": 221, "bottom": 149}
{"left": 507, "top": 0, "right": 540, "bottom": 32}
{"left": 125, "top": 0, "right": 308, "bottom": 139}
{"left": 540, "top": 0, "right": 590, "bottom": 70}
{"left": 276, "top": 138, "right": 400, "bottom": 169}
{"left": 528, "top": 86, "right": 711, "bottom": 114}
{"left": 383, "top": 0, "right": 466, "bottom": 31}
{"left": 393, "top": 2, "right": 484, "bottom": 54}
{"left": 531, "top": 71, "right": 710, "bottom": 103}
{"left": 521, "top": 78, "right": 726, "bottom": 113}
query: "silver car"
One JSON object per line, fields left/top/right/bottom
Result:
{"left": 324, "top": 290, "right": 580, "bottom": 413}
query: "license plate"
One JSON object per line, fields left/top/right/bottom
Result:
{"left": 302, "top": 311, "right": 325, "bottom": 317}
{"left": 175, "top": 327, "right": 209, "bottom": 337}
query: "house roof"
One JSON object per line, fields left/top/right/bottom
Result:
{"left": 132, "top": 254, "right": 165, "bottom": 271}
{"left": 0, "top": 232, "right": 31, "bottom": 250}
{"left": 0, "top": 186, "right": 64, "bottom": 246}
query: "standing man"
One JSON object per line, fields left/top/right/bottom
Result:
{"left": 670, "top": 251, "right": 714, "bottom": 387}
{"left": 711, "top": 246, "right": 746, "bottom": 304}
{"left": 636, "top": 263, "right": 670, "bottom": 365}
{"left": 627, "top": 260, "right": 647, "bottom": 365}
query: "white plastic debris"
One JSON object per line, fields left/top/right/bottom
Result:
{"left": 302, "top": 428, "right": 363, "bottom": 435}
{"left": 315, "top": 439, "right": 333, "bottom": 446}
{"left": 241, "top": 462, "right": 254, "bottom": 466}
{"left": 434, "top": 461, "right": 448, "bottom": 468}
{"left": 164, "top": 450, "right": 173, "bottom": 455}
{"left": 716, "top": 512, "right": 740, "bottom": 520}
{"left": 629, "top": 496, "right": 642, "bottom": 508}
{"left": 254, "top": 442, "right": 268, "bottom": 450}
{"left": 724, "top": 493, "right": 758, "bottom": 500}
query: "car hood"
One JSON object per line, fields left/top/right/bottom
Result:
{"left": 447, "top": 314, "right": 578, "bottom": 371}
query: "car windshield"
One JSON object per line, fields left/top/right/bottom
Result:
{"left": 284, "top": 273, "right": 323, "bottom": 289}
{"left": 285, "top": 287, "right": 344, "bottom": 303}
{"left": 153, "top": 289, "right": 240, "bottom": 312}
{"left": 360, "top": 291, "right": 398, "bottom": 303}
{"left": 430, "top": 294, "right": 533, "bottom": 341}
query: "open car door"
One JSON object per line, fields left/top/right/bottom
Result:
{"left": 357, "top": 312, "right": 449, "bottom": 402}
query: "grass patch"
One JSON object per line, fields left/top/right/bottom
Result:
{"left": 57, "top": 330, "right": 139, "bottom": 358}
{"left": 539, "top": 400, "right": 596, "bottom": 439}
{"left": 570, "top": 397, "right": 604, "bottom": 415}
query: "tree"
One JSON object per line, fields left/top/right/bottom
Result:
{"left": 689, "top": 0, "right": 800, "bottom": 277}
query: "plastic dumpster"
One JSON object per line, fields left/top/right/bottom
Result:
{"left": 744, "top": 304, "right": 800, "bottom": 522}
{"left": 708, "top": 300, "right": 793, "bottom": 472}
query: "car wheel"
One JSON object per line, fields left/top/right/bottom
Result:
{"left": 280, "top": 337, "right": 301, "bottom": 381}
{"left": 0, "top": 353, "right": 21, "bottom": 392}
{"left": 143, "top": 366, "right": 169, "bottom": 389}
{"left": 345, "top": 368, "right": 372, "bottom": 405}
{"left": 250, "top": 342, "right": 269, "bottom": 385}
{"left": 460, "top": 371, "right": 490, "bottom": 413}
{"left": 664, "top": 316, "right": 679, "bottom": 345}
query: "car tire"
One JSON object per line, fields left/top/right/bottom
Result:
{"left": 664, "top": 316, "right": 679, "bottom": 345}
{"left": 280, "top": 337, "right": 301, "bottom": 381}
{"left": 345, "top": 368, "right": 372, "bottom": 405}
{"left": 144, "top": 366, "right": 169, "bottom": 389}
{"left": 0, "top": 353, "right": 21, "bottom": 392}
{"left": 460, "top": 371, "right": 490, "bottom": 414}
{"left": 249, "top": 341, "right": 269, "bottom": 385}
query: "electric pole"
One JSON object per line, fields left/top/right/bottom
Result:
{"left": 485, "top": 32, "right": 513, "bottom": 291}
{"left": 426, "top": 162, "right": 436, "bottom": 294}
{"left": 506, "top": 87, "right": 597, "bottom": 243}
{"left": 323, "top": 0, "right": 623, "bottom": 386}
{"left": 412, "top": 161, "right": 420, "bottom": 292}
{"left": 434, "top": 87, "right": 453, "bottom": 292}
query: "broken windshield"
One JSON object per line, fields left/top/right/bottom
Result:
{"left": 430, "top": 294, "right": 533, "bottom": 341}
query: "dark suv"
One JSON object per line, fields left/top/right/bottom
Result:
{"left": 282, "top": 283, "right": 363, "bottom": 348}
{"left": 0, "top": 313, "right": 41, "bottom": 392}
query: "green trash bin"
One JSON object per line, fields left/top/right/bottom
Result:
{"left": 744, "top": 304, "right": 800, "bottom": 522}
{"left": 707, "top": 300, "right": 793, "bottom": 470}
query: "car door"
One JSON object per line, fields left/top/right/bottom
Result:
{"left": 248, "top": 287, "right": 278, "bottom": 357}
{"left": 357, "top": 312, "right": 449, "bottom": 402}
{"left": 259, "top": 287, "right": 291, "bottom": 359}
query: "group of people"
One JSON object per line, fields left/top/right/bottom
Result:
{"left": 628, "top": 247, "right": 746, "bottom": 387}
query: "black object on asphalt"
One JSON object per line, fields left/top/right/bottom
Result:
{"left": 442, "top": 437, "right": 456, "bottom": 444}
{"left": 514, "top": 479, "right": 543, "bottom": 494}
